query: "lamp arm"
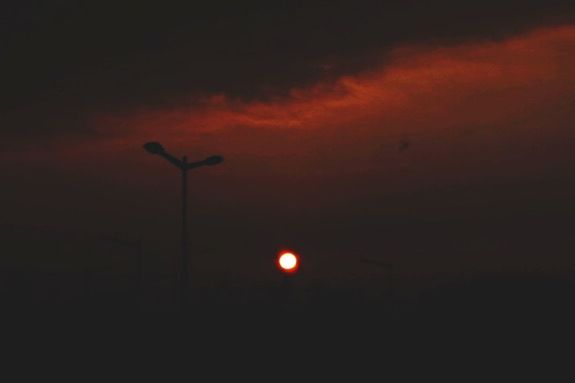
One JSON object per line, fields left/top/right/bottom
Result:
{"left": 185, "top": 161, "right": 206, "bottom": 170}
{"left": 159, "top": 152, "right": 185, "bottom": 169}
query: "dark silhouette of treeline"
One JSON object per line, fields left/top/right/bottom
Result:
{"left": 3, "top": 265, "right": 574, "bottom": 324}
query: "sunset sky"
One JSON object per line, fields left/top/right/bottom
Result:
{"left": 2, "top": 1, "right": 575, "bottom": 287}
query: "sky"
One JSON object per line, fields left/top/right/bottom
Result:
{"left": 2, "top": 1, "right": 575, "bottom": 289}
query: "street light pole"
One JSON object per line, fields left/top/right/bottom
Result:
{"left": 360, "top": 257, "right": 394, "bottom": 313}
{"left": 181, "top": 155, "right": 188, "bottom": 310}
{"left": 143, "top": 142, "right": 223, "bottom": 313}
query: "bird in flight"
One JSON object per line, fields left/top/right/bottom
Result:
{"left": 398, "top": 139, "right": 411, "bottom": 152}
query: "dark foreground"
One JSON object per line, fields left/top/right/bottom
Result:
{"left": 3, "top": 270, "right": 574, "bottom": 365}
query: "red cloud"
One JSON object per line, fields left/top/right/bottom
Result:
{"left": 3, "top": 25, "right": 575, "bottom": 216}
{"left": 89, "top": 25, "right": 575, "bottom": 181}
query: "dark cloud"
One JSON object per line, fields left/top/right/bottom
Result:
{"left": 2, "top": 0, "right": 575, "bottom": 144}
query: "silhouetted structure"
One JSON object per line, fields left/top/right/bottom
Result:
{"left": 143, "top": 142, "right": 223, "bottom": 312}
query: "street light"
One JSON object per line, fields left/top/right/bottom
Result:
{"left": 143, "top": 141, "right": 223, "bottom": 312}
{"left": 360, "top": 257, "right": 394, "bottom": 309}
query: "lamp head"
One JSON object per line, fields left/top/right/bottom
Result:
{"left": 143, "top": 142, "right": 165, "bottom": 155}
{"left": 203, "top": 155, "right": 224, "bottom": 166}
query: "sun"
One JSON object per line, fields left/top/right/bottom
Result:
{"left": 277, "top": 251, "right": 299, "bottom": 273}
